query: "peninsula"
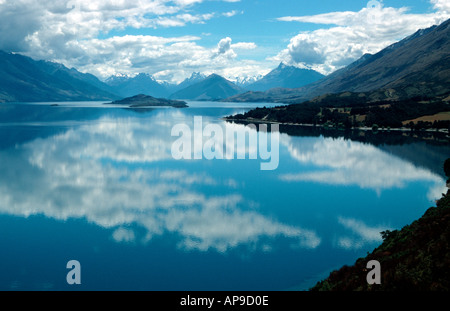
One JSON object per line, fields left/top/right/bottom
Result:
{"left": 224, "top": 92, "right": 450, "bottom": 133}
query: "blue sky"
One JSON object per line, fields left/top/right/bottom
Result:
{"left": 0, "top": 0, "right": 448, "bottom": 83}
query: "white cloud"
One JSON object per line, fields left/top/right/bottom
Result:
{"left": 431, "top": 0, "right": 450, "bottom": 12}
{"left": 0, "top": 0, "right": 208, "bottom": 55}
{"left": 0, "top": 0, "right": 44, "bottom": 51}
{"left": 213, "top": 37, "right": 257, "bottom": 60}
{"left": 216, "top": 37, "right": 234, "bottom": 56}
{"left": 0, "top": 0, "right": 263, "bottom": 82}
{"left": 274, "top": 1, "right": 450, "bottom": 74}
{"left": 285, "top": 34, "right": 326, "bottom": 64}
{"left": 154, "top": 12, "right": 215, "bottom": 27}
{"left": 2, "top": 0, "right": 447, "bottom": 81}
{"left": 213, "top": 37, "right": 258, "bottom": 58}
{"left": 217, "top": 61, "right": 270, "bottom": 83}
{"left": 223, "top": 10, "right": 243, "bottom": 17}
{"left": 231, "top": 42, "right": 257, "bottom": 50}
{"left": 27, "top": 33, "right": 260, "bottom": 83}
{"left": 277, "top": 11, "right": 357, "bottom": 25}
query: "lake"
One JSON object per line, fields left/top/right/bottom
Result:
{"left": 0, "top": 101, "right": 448, "bottom": 291}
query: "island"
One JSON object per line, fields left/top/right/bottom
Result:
{"left": 106, "top": 94, "right": 188, "bottom": 108}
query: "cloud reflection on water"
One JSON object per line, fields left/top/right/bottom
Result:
{"left": 0, "top": 115, "right": 320, "bottom": 252}
{"left": 335, "top": 216, "right": 391, "bottom": 250}
{"left": 280, "top": 136, "right": 446, "bottom": 200}
{"left": 1, "top": 112, "right": 445, "bottom": 254}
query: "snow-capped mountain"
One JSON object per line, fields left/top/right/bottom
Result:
{"left": 170, "top": 74, "right": 243, "bottom": 101}
{"left": 234, "top": 75, "right": 264, "bottom": 88}
{"left": 104, "top": 73, "right": 172, "bottom": 98}
{"left": 245, "top": 63, "right": 324, "bottom": 91}
{"left": 175, "top": 72, "right": 207, "bottom": 91}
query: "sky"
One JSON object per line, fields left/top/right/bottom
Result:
{"left": 0, "top": 0, "right": 449, "bottom": 83}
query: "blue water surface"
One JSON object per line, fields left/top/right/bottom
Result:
{"left": 0, "top": 101, "right": 448, "bottom": 290}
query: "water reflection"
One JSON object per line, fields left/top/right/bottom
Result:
{"left": 335, "top": 216, "right": 391, "bottom": 250}
{"left": 1, "top": 104, "right": 449, "bottom": 290}
{"left": 280, "top": 136, "right": 446, "bottom": 200}
{"left": 0, "top": 113, "right": 320, "bottom": 253}
{"left": 0, "top": 106, "right": 447, "bottom": 256}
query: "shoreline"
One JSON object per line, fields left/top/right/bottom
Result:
{"left": 223, "top": 117, "right": 450, "bottom": 135}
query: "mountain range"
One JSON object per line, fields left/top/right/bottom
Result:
{"left": 169, "top": 74, "right": 244, "bottom": 101}
{"left": 1, "top": 18, "right": 449, "bottom": 104}
{"left": 226, "top": 18, "right": 450, "bottom": 103}
{"left": 173, "top": 72, "right": 207, "bottom": 93}
{"left": 105, "top": 73, "right": 171, "bottom": 98}
{"left": 245, "top": 63, "right": 324, "bottom": 91}
{"left": 0, "top": 51, "right": 118, "bottom": 103}
{"left": 103, "top": 63, "right": 323, "bottom": 101}
{"left": 0, "top": 49, "right": 326, "bottom": 103}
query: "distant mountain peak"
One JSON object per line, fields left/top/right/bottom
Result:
{"left": 134, "top": 73, "right": 156, "bottom": 81}
{"left": 245, "top": 62, "right": 325, "bottom": 91}
{"left": 112, "top": 72, "right": 129, "bottom": 77}
{"left": 104, "top": 72, "right": 171, "bottom": 98}
{"left": 234, "top": 75, "right": 264, "bottom": 87}
{"left": 207, "top": 73, "right": 222, "bottom": 79}
{"left": 189, "top": 72, "right": 206, "bottom": 80}
{"left": 105, "top": 73, "right": 130, "bottom": 84}
{"left": 227, "top": 18, "right": 450, "bottom": 103}
{"left": 173, "top": 72, "right": 207, "bottom": 92}
{"left": 170, "top": 73, "right": 243, "bottom": 101}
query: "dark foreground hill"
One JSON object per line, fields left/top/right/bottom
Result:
{"left": 311, "top": 176, "right": 450, "bottom": 291}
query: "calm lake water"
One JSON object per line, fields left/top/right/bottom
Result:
{"left": 0, "top": 101, "right": 448, "bottom": 291}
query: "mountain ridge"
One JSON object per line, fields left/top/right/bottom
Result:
{"left": 0, "top": 51, "right": 119, "bottom": 103}
{"left": 104, "top": 73, "right": 172, "bottom": 98}
{"left": 226, "top": 18, "right": 450, "bottom": 104}
{"left": 2, "top": 18, "right": 448, "bottom": 104}
{"left": 170, "top": 74, "right": 244, "bottom": 101}
{"left": 245, "top": 63, "right": 324, "bottom": 92}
